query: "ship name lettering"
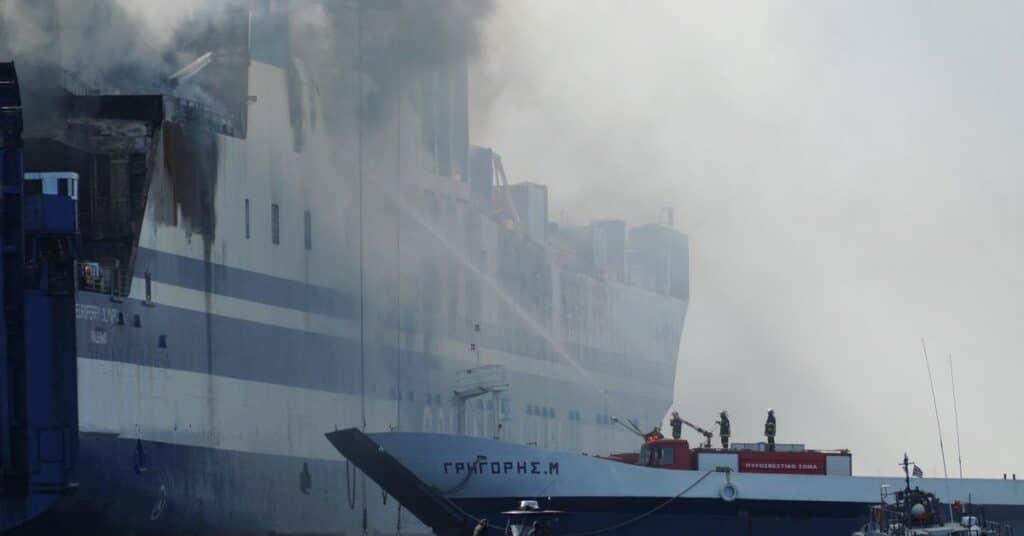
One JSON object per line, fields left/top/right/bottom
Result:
{"left": 76, "top": 304, "right": 100, "bottom": 320}
{"left": 744, "top": 462, "right": 819, "bottom": 471}
{"left": 443, "top": 460, "right": 559, "bottom": 476}
{"left": 100, "top": 307, "right": 121, "bottom": 323}
{"left": 90, "top": 329, "right": 108, "bottom": 345}
{"left": 76, "top": 304, "right": 121, "bottom": 324}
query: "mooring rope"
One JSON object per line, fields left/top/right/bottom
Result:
{"left": 345, "top": 459, "right": 358, "bottom": 510}
{"left": 561, "top": 470, "right": 716, "bottom": 536}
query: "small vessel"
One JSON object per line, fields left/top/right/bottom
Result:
{"left": 853, "top": 456, "right": 1013, "bottom": 536}
{"left": 500, "top": 500, "right": 567, "bottom": 536}
{"left": 327, "top": 428, "right": 1024, "bottom": 536}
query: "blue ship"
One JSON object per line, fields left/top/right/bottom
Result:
{"left": 0, "top": 2, "right": 689, "bottom": 534}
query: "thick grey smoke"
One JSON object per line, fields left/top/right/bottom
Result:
{"left": 0, "top": 0, "right": 231, "bottom": 89}
{"left": 361, "top": 0, "right": 493, "bottom": 83}
{"left": 357, "top": 0, "right": 494, "bottom": 124}
{"left": 472, "top": 0, "right": 1024, "bottom": 477}
{"left": 0, "top": 0, "right": 493, "bottom": 146}
{"left": 0, "top": 1, "right": 495, "bottom": 532}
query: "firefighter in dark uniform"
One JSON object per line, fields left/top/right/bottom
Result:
{"left": 716, "top": 410, "right": 730, "bottom": 448}
{"left": 765, "top": 409, "right": 777, "bottom": 451}
{"left": 669, "top": 411, "right": 683, "bottom": 440}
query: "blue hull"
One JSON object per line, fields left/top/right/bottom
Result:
{"left": 9, "top": 433, "right": 377, "bottom": 535}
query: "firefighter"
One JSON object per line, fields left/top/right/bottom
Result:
{"left": 669, "top": 411, "right": 683, "bottom": 440}
{"left": 716, "top": 410, "right": 730, "bottom": 449}
{"left": 645, "top": 426, "right": 664, "bottom": 442}
{"left": 765, "top": 409, "right": 777, "bottom": 451}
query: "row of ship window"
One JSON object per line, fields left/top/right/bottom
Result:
{"left": 386, "top": 393, "right": 634, "bottom": 426}
{"left": 244, "top": 199, "right": 312, "bottom": 250}
{"left": 527, "top": 407, "right": 633, "bottom": 426}
{"left": 395, "top": 392, "right": 507, "bottom": 415}
{"left": 378, "top": 388, "right": 644, "bottom": 429}
{"left": 392, "top": 391, "right": 447, "bottom": 406}
{"left": 527, "top": 405, "right": 556, "bottom": 418}
{"left": 237, "top": 201, "right": 662, "bottom": 386}
{"left": 594, "top": 414, "right": 640, "bottom": 427}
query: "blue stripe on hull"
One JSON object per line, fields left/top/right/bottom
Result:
{"left": 135, "top": 247, "right": 358, "bottom": 319}
{"left": 78, "top": 292, "right": 363, "bottom": 394}
{"left": 128, "top": 248, "right": 678, "bottom": 382}
{"left": 74, "top": 291, "right": 671, "bottom": 397}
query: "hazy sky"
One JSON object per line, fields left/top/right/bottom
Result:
{"left": 471, "top": 1, "right": 1024, "bottom": 477}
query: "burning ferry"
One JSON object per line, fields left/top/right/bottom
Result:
{"left": 0, "top": 1, "right": 688, "bottom": 534}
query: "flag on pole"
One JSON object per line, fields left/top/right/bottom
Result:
{"left": 912, "top": 464, "right": 924, "bottom": 478}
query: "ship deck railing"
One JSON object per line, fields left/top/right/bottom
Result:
{"left": 77, "top": 262, "right": 131, "bottom": 297}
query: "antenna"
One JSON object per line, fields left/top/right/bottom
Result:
{"left": 921, "top": 339, "right": 953, "bottom": 520}
{"left": 949, "top": 354, "right": 964, "bottom": 479}
{"left": 921, "top": 339, "right": 950, "bottom": 479}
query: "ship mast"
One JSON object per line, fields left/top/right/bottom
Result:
{"left": 357, "top": 0, "right": 367, "bottom": 433}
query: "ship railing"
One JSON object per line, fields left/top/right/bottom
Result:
{"left": 982, "top": 520, "right": 1014, "bottom": 535}
{"left": 61, "top": 69, "right": 245, "bottom": 137}
{"left": 110, "top": 267, "right": 132, "bottom": 298}
{"left": 861, "top": 504, "right": 908, "bottom": 533}
{"left": 77, "top": 262, "right": 132, "bottom": 297}
{"left": 166, "top": 96, "right": 244, "bottom": 137}
{"left": 60, "top": 69, "right": 105, "bottom": 96}
{"left": 77, "top": 261, "right": 108, "bottom": 293}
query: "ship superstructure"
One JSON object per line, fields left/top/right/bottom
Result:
{"left": 0, "top": 2, "right": 689, "bottom": 534}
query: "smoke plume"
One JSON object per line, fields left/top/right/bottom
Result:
{"left": 473, "top": 0, "right": 1024, "bottom": 477}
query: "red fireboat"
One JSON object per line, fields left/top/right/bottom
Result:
{"left": 602, "top": 415, "right": 852, "bottom": 477}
